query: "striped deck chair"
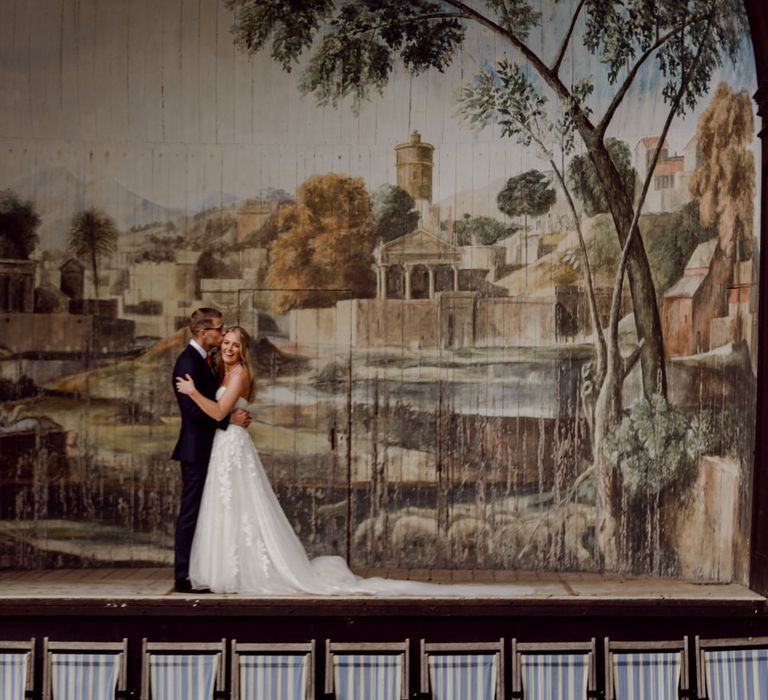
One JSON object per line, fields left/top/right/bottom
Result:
{"left": 0, "top": 639, "right": 35, "bottom": 700}
{"left": 512, "top": 639, "right": 596, "bottom": 700}
{"left": 605, "top": 638, "right": 689, "bottom": 700}
{"left": 42, "top": 638, "right": 127, "bottom": 700}
{"left": 420, "top": 639, "right": 504, "bottom": 700}
{"left": 231, "top": 640, "right": 315, "bottom": 700}
{"left": 140, "top": 639, "right": 226, "bottom": 700}
{"left": 696, "top": 636, "right": 768, "bottom": 700}
{"left": 325, "top": 640, "right": 409, "bottom": 700}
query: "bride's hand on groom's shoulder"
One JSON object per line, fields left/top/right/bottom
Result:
{"left": 231, "top": 408, "right": 252, "bottom": 428}
{"left": 175, "top": 374, "right": 196, "bottom": 396}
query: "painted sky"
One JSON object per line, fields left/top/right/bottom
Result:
{"left": 0, "top": 0, "right": 759, "bottom": 227}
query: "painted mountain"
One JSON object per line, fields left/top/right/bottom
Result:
{"left": 6, "top": 168, "right": 185, "bottom": 251}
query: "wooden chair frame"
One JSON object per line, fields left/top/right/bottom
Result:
{"left": 511, "top": 639, "right": 597, "bottom": 699}
{"left": 0, "top": 638, "right": 35, "bottom": 699}
{"left": 695, "top": 635, "right": 768, "bottom": 700}
{"left": 140, "top": 638, "right": 226, "bottom": 700}
{"left": 325, "top": 639, "right": 410, "bottom": 700}
{"left": 42, "top": 637, "right": 128, "bottom": 700}
{"left": 604, "top": 637, "right": 690, "bottom": 700}
{"left": 419, "top": 639, "right": 505, "bottom": 700}
{"left": 231, "top": 640, "right": 315, "bottom": 700}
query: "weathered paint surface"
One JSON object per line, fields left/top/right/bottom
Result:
{"left": 0, "top": 0, "right": 760, "bottom": 582}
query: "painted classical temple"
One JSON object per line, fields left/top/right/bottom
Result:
{"left": 374, "top": 229, "right": 461, "bottom": 300}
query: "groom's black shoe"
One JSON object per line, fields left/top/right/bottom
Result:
{"left": 174, "top": 578, "right": 212, "bottom": 594}
{"left": 174, "top": 578, "right": 193, "bottom": 592}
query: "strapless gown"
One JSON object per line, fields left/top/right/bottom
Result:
{"left": 189, "top": 390, "right": 533, "bottom": 597}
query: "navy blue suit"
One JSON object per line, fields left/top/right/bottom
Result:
{"left": 171, "top": 343, "right": 230, "bottom": 583}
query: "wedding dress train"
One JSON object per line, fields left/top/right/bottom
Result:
{"left": 189, "top": 392, "right": 532, "bottom": 597}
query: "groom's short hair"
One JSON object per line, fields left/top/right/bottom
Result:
{"left": 190, "top": 307, "right": 222, "bottom": 335}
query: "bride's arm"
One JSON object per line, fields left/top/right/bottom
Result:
{"left": 175, "top": 372, "right": 245, "bottom": 421}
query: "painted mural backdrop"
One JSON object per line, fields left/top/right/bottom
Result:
{"left": 0, "top": 0, "right": 760, "bottom": 581}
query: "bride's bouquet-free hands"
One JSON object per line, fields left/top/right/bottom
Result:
{"left": 176, "top": 374, "right": 196, "bottom": 396}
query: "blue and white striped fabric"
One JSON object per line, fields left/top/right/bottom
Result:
{"left": 240, "top": 654, "right": 309, "bottom": 700}
{"left": 333, "top": 654, "right": 402, "bottom": 700}
{"left": 149, "top": 653, "right": 219, "bottom": 700}
{"left": 612, "top": 652, "right": 681, "bottom": 700}
{"left": 704, "top": 648, "right": 768, "bottom": 700}
{"left": 51, "top": 652, "right": 120, "bottom": 700}
{"left": 521, "top": 653, "right": 590, "bottom": 700}
{"left": 428, "top": 653, "right": 497, "bottom": 700}
{"left": 0, "top": 652, "right": 29, "bottom": 700}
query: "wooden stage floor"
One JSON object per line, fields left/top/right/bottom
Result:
{"left": 0, "top": 567, "right": 762, "bottom": 608}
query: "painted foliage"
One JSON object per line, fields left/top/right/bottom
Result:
{"left": 0, "top": 0, "right": 760, "bottom": 581}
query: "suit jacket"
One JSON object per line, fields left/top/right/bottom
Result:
{"left": 171, "top": 344, "right": 231, "bottom": 463}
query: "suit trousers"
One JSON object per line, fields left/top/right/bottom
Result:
{"left": 174, "top": 460, "right": 208, "bottom": 581}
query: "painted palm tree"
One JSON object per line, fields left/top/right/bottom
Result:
{"left": 68, "top": 207, "right": 118, "bottom": 298}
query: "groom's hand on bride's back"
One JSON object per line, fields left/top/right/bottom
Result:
{"left": 231, "top": 408, "right": 252, "bottom": 428}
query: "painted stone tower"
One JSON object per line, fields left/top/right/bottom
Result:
{"left": 395, "top": 130, "right": 439, "bottom": 233}
{"left": 395, "top": 130, "right": 434, "bottom": 203}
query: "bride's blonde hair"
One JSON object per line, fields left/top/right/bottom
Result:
{"left": 216, "top": 325, "right": 255, "bottom": 401}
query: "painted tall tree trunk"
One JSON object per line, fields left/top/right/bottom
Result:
{"left": 582, "top": 137, "right": 668, "bottom": 571}
{"left": 582, "top": 134, "right": 667, "bottom": 399}
{"left": 592, "top": 343, "right": 624, "bottom": 570}
{"left": 91, "top": 250, "right": 99, "bottom": 299}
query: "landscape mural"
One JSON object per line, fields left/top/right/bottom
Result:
{"left": 0, "top": 0, "right": 761, "bottom": 582}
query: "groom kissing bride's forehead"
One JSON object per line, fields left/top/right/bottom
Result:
{"left": 170, "top": 307, "right": 251, "bottom": 594}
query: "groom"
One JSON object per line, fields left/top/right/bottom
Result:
{"left": 171, "top": 307, "right": 251, "bottom": 592}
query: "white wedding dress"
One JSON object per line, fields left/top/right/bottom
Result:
{"left": 189, "top": 391, "right": 533, "bottom": 597}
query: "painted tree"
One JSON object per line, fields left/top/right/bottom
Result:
{"left": 0, "top": 191, "right": 40, "bottom": 260}
{"left": 459, "top": 42, "right": 732, "bottom": 567}
{"left": 68, "top": 208, "right": 118, "bottom": 299}
{"left": 195, "top": 249, "right": 237, "bottom": 297}
{"left": 690, "top": 82, "right": 755, "bottom": 261}
{"left": 567, "top": 139, "right": 636, "bottom": 219}
{"left": 450, "top": 214, "right": 510, "bottom": 246}
{"left": 371, "top": 184, "right": 420, "bottom": 244}
{"left": 497, "top": 169, "right": 556, "bottom": 287}
{"left": 498, "top": 170, "right": 556, "bottom": 224}
{"left": 267, "top": 173, "right": 375, "bottom": 312}
{"left": 227, "top": 0, "right": 747, "bottom": 570}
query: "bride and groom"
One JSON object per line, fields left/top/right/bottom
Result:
{"left": 171, "top": 307, "right": 365, "bottom": 595}
{"left": 171, "top": 307, "right": 532, "bottom": 597}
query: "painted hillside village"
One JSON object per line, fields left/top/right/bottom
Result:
{"left": 0, "top": 86, "right": 758, "bottom": 580}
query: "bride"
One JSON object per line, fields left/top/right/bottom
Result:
{"left": 175, "top": 325, "right": 532, "bottom": 597}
